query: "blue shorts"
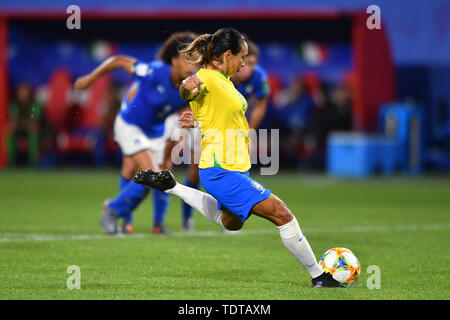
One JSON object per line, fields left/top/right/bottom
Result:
{"left": 199, "top": 167, "right": 272, "bottom": 222}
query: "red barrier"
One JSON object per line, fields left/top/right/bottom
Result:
{"left": 351, "top": 13, "right": 395, "bottom": 130}
{"left": 0, "top": 17, "right": 8, "bottom": 169}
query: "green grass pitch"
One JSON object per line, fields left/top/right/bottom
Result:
{"left": 0, "top": 169, "right": 449, "bottom": 300}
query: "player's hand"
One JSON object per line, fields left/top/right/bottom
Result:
{"left": 178, "top": 111, "right": 197, "bottom": 128}
{"left": 181, "top": 75, "right": 203, "bottom": 96}
{"left": 74, "top": 74, "right": 93, "bottom": 90}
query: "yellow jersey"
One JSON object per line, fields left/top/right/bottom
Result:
{"left": 189, "top": 68, "right": 251, "bottom": 172}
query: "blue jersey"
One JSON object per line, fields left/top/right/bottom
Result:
{"left": 234, "top": 65, "right": 270, "bottom": 101}
{"left": 119, "top": 60, "right": 187, "bottom": 138}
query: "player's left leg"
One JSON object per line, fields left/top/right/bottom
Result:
{"left": 134, "top": 168, "right": 245, "bottom": 232}
{"left": 134, "top": 169, "right": 226, "bottom": 228}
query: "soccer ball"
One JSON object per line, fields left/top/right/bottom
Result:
{"left": 319, "top": 247, "right": 360, "bottom": 286}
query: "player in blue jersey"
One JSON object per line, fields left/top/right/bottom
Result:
{"left": 179, "top": 39, "right": 270, "bottom": 231}
{"left": 232, "top": 39, "right": 270, "bottom": 129}
{"left": 74, "top": 32, "right": 197, "bottom": 235}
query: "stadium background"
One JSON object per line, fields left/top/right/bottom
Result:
{"left": 1, "top": 0, "right": 449, "bottom": 172}
{"left": 0, "top": 0, "right": 449, "bottom": 301}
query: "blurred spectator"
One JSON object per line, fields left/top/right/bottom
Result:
{"left": 332, "top": 82, "right": 353, "bottom": 128}
{"left": 273, "top": 76, "right": 314, "bottom": 164}
{"left": 8, "top": 82, "right": 46, "bottom": 166}
{"left": 306, "top": 81, "right": 353, "bottom": 166}
{"left": 52, "top": 81, "right": 123, "bottom": 167}
{"left": 274, "top": 76, "right": 314, "bottom": 130}
{"left": 59, "top": 100, "right": 107, "bottom": 167}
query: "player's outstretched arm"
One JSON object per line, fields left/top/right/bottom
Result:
{"left": 74, "top": 55, "right": 136, "bottom": 90}
{"left": 179, "top": 75, "right": 203, "bottom": 101}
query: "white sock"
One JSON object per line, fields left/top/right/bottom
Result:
{"left": 165, "top": 183, "right": 223, "bottom": 227}
{"left": 277, "top": 217, "right": 323, "bottom": 279}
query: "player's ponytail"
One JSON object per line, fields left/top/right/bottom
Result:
{"left": 180, "top": 28, "right": 245, "bottom": 67}
{"left": 179, "top": 33, "right": 214, "bottom": 67}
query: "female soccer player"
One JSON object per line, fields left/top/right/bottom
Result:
{"left": 134, "top": 28, "right": 344, "bottom": 287}
{"left": 74, "top": 32, "right": 197, "bottom": 235}
{"left": 180, "top": 38, "right": 270, "bottom": 231}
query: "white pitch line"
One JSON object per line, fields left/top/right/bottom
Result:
{"left": 0, "top": 223, "right": 449, "bottom": 242}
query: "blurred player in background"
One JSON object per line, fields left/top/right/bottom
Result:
{"left": 180, "top": 38, "right": 270, "bottom": 231}
{"left": 232, "top": 38, "right": 270, "bottom": 129}
{"left": 74, "top": 32, "right": 197, "bottom": 235}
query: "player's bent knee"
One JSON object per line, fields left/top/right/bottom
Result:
{"left": 224, "top": 223, "right": 243, "bottom": 231}
{"left": 222, "top": 219, "right": 243, "bottom": 231}
{"left": 221, "top": 212, "right": 244, "bottom": 231}
{"left": 274, "top": 199, "right": 294, "bottom": 225}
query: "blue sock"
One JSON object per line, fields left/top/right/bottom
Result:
{"left": 109, "top": 181, "right": 148, "bottom": 220}
{"left": 118, "top": 175, "right": 133, "bottom": 223}
{"left": 119, "top": 175, "right": 130, "bottom": 190}
{"left": 153, "top": 189, "right": 171, "bottom": 227}
{"left": 182, "top": 178, "right": 200, "bottom": 221}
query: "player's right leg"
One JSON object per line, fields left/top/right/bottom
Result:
{"left": 250, "top": 194, "right": 346, "bottom": 287}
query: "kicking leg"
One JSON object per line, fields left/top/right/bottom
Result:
{"left": 134, "top": 169, "right": 227, "bottom": 228}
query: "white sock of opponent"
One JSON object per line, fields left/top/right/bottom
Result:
{"left": 165, "top": 183, "right": 223, "bottom": 227}
{"left": 277, "top": 217, "right": 323, "bottom": 279}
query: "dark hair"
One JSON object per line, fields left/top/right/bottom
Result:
{"left": 157, "top": 31, "right": 198, "bottom": 64}
{"left": 246, "top": 39, "right": 259, "bottom": 58}
{"left": 239, "top": 33, "right": 259, "bottom": 58}
{"left": 179, "top": 28, "right": 246, "bottom": 67}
